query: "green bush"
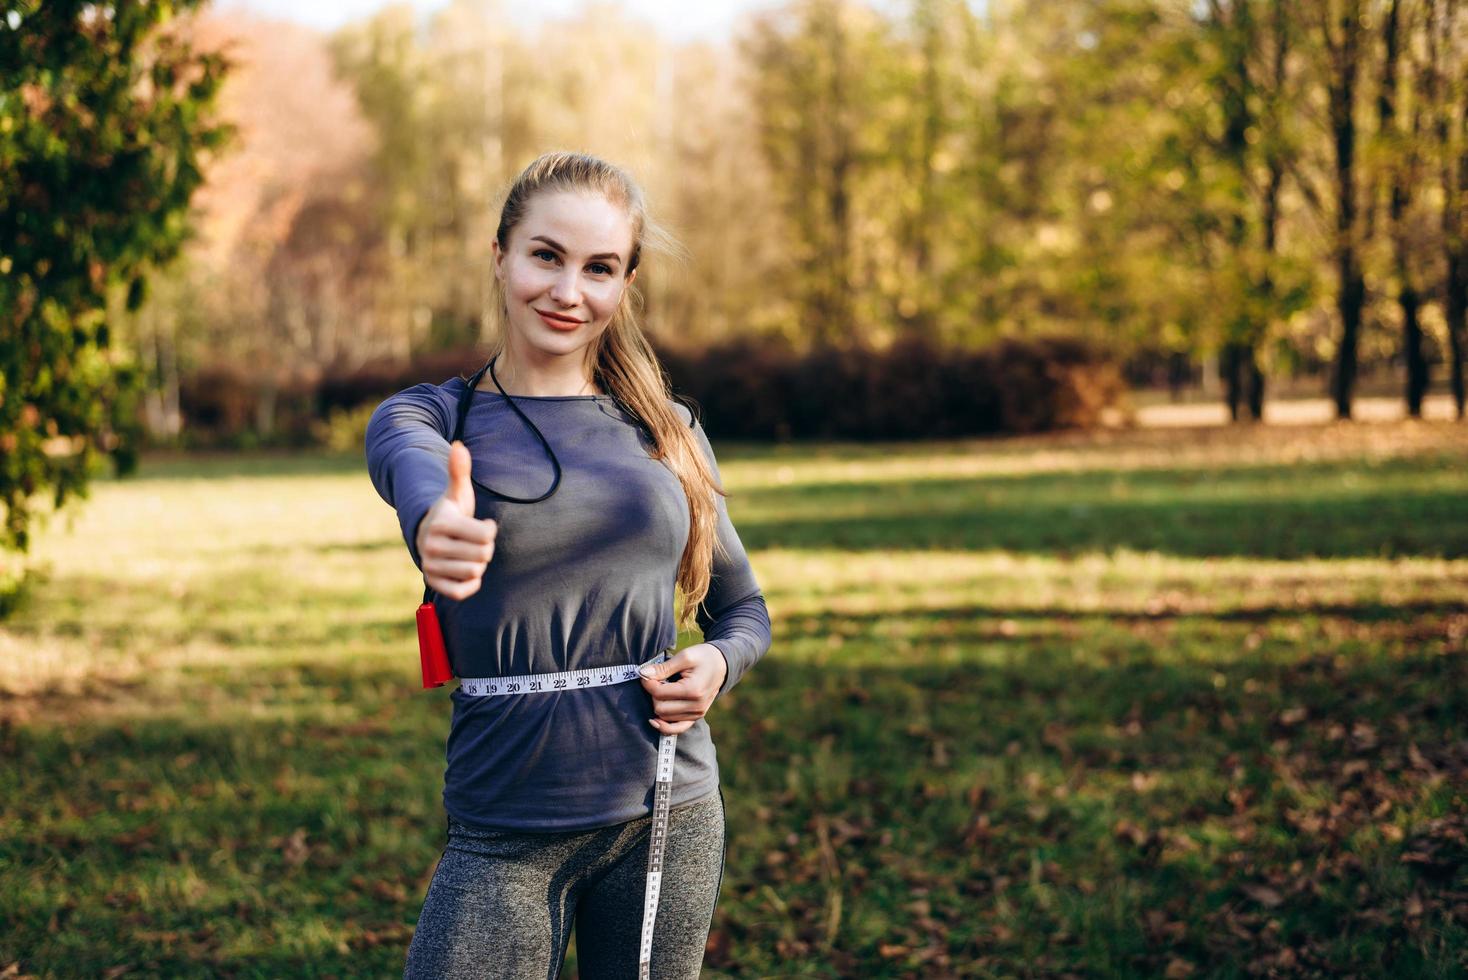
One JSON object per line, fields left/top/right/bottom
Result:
{"left": 314, "top": 402, "right": 380, "bottom": 453}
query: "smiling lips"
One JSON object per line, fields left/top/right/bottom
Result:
{"left": 535, "top": 308, "right": 583, "bottom": 330}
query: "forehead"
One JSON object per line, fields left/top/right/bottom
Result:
{"left": 515, "top": 190, "right": 634, "bottom": 257}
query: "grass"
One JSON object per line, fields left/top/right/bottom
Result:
{"left": 2, "top": 417, "right": 1466, "bottom": 978}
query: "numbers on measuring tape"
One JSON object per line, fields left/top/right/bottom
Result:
{"left": 456, "top": 651, "right": 670, "bottom": 700}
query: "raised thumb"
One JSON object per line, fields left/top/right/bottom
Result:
{"left": 445, "top": 440, "right": 475, "bottom": 515}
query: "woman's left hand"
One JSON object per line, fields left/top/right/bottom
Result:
{"left": 638, "top": 643, "right": 728, "bottom": 735}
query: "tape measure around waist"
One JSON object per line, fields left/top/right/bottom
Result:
{"left": 455, "top": 649, "right": 676, "bottom": 980}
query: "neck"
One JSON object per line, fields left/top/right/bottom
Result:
{"left": 483, "top": 348, "right": 601, "bottom": 397}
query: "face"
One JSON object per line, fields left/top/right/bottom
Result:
{"left": 492, "top": 189, "right": 637, "bottom": 363}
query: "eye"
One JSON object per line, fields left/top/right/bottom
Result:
{"left": 588, "top": 262, "right": 613, "bottom": 276}
{"left": 532, "top": 248, "right": 558, "bottom": 263}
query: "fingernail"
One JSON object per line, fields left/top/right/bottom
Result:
{"left": 638, "top": 666, "right": 656, "bottom": 678}
{"left": 647, "top": 719, "right": 658, "bottom": 728}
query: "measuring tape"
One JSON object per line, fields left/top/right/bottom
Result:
{"left": 456, "top": 649, "right": 677, "bottom": 980}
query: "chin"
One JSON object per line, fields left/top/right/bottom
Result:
{"left": 517, "top": 325, "right": 593, "bottom": 355}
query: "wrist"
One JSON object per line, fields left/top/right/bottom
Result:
{"left": 706, "top": 642, "right": 729, "bottom": 692}
{"left": 415, "top": 499, "right": 441, "bottom": 560}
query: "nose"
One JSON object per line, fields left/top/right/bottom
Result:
{"left": 548, "top": 266, "right": 582, "bottom": 308}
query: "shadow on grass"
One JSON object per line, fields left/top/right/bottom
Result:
{"left": 778, "top": 597, "right": 1468, "bottom": 637}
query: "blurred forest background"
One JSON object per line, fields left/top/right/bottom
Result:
{"left": 100, "top": 0, "right": 1467, "bottom": 451}
{"left": 5, "top": 0, "right": 1468, "bottom": 534}
{"left": 5, "top": 5, "right": 1468, "bottom": 975}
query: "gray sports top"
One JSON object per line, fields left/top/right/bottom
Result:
{"left": 364, "top": 375, "right": 772, "bottom": 831}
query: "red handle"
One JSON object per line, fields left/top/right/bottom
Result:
{"left": 416, "top": 602, "right": 454, "bottom": 688}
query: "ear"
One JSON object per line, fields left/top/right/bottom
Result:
{"left": 624, "top": 267, "right": 637, "bottom": 289}
{"left": 491, "top": 240, "right": 506, "bottom": 282}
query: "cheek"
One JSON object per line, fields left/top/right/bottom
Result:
{"left": 586, "top": 282, "right": 625, "bottom": 318}
{"left": 505, "top": 264, "right": 550, "bottom": 302}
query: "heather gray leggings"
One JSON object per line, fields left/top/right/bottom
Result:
{"left": 403, "top": 789, "right": 726, "bottom": 979}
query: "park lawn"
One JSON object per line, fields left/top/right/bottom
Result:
{"left": 1, "top": 418, "right": 1465, "bottom": 978}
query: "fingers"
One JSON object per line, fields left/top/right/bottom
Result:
{"left": 425, "top": 557, "right": 489, "bottom": 582}
{"left": 421, "top": 506, "right": 497, "bottom": 601}
{"left": 649, "top": 698, "right": 705, "bottom": 719}
{"left": 424, "top": 552, "right": 490, "bottom": 598}
{"left": 640, "top": 675, "right": 698, "bottom": 700}
{"left": 433, "top": 508, "right": 498, "bottom": 546}
{"left": 639, "top": 645, "right": 724, "bottom": 734}
{"left": 424, "top": 572, "right": 481, "bottom": 601}
{"left": 423, "top": 531, "right": 496, "bottom": 563}
{"left": 645, "top": 668, "right": 716, "bottom": 727}
{"left": 422, "top": 499, "right": 496, "bottom": 564}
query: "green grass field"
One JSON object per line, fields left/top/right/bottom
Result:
{"left": 2, "top": 418, "right": 1466, "bottom": 978}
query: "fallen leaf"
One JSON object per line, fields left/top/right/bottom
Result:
{"left": 1241, "top": 883, "right": 1283, "bottom": 907}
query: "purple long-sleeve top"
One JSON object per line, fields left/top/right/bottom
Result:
{"left": 364, "top": 375, "right": 772, "bottom": 831}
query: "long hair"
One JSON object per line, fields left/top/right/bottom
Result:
{"left": 482, "top": 150, "right": 729, "bottom": 632}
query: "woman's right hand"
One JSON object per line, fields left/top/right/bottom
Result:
{"left": 416, "top": 440, "right": 498, "bottom": 601}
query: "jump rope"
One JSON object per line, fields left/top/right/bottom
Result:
{"left": 414, "top": 355, "right": 700, "bottom": 978}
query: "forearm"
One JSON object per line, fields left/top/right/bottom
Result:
{"left": 702, "top": 592, "right": 771, "bottom": 697}
{"left": 364, "top": 386, "right": 453, "bottom": 571}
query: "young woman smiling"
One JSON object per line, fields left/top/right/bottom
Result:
{"left": 365, "top": 151, "right": 771, "bottom": 979}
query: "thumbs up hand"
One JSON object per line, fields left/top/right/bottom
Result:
{"left": 416, "top": 440, "right": 498, "bottom": 601}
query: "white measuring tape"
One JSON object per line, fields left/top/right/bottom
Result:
{"left": 457, "top": 649, "right": 677, "bottom": 980}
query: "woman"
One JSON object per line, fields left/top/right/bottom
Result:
{"left": 364, "top": 151, "right": 771, "bottom": 979}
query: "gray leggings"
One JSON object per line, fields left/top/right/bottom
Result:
{"left": 403, "top": 789, "right": 726, "bottom": 979}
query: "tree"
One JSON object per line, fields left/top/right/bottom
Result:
{"left": 183, "top": 10, "right": 379, "bottom": 437}
{"left": 0, "top": 1, "right": 231, "bottom": 559}
{"left": 1374, "top": 0, "right": 1432, "bottom": 416}
{"left": 1308, "top": 0, "right": 1370, "bottom": 419}
{"left": 1424, "top": 0, "right": 1467, "bottom": 418}
{"left": 742, "top": 0, "right": 892, "bottom": 348}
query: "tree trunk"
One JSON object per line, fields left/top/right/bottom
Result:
{"left": 1379, "top": 0, "right": 1430, "bottom": 419}
{"left": 256, "top": 382, "right": 277, "bottom": 440}
{"left": 1449, "top": 249, "right": 1467, "bottom": 417}
{"left": 1255, "top": 146, "right": 1283, "bottom": 423}
{"left": 903, "top": 0, "right": 942, "bottom": 337}
{"left": 1242, "top": 0, "right": 1290, "bottom": 424}
{"left": 1221, "top": 341, "right": 1244, "bottom": 421}
{"left": 1246, "top": 348, "right": 1266, "bottom": 419}
{"left": 1427, "top": 0, "right": 1466, "bottom": 418}
{"left": 1332, "top": 262, "right": 1364, "bottom": 419}
{"left": 159, "top": 306, "right": 181, "bottom": 438}
{"left": 1167, "top": 351, "right": 1190, "bottom": 402}
{"left": 825, "top": 0, "right": 854, "bottom": 347}
{"left": 1322, "top": 0, "right": 1364, "bottom": 420}
{"left": 140, "top": 302, "right": 182, "bottom": 440}
{"left": 1452, "top": 102, "right": 1468, "bottom": 418}
{"left": 1403, "top": 289, "right": 1427, "bottom": 416}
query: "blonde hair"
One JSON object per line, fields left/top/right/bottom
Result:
{"left": 482, "top": 150, "right": 729, "bottom": 631}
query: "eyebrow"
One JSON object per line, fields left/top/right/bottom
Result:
{"left": 529, "top": 236, "right": 622, "bottom": 265}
